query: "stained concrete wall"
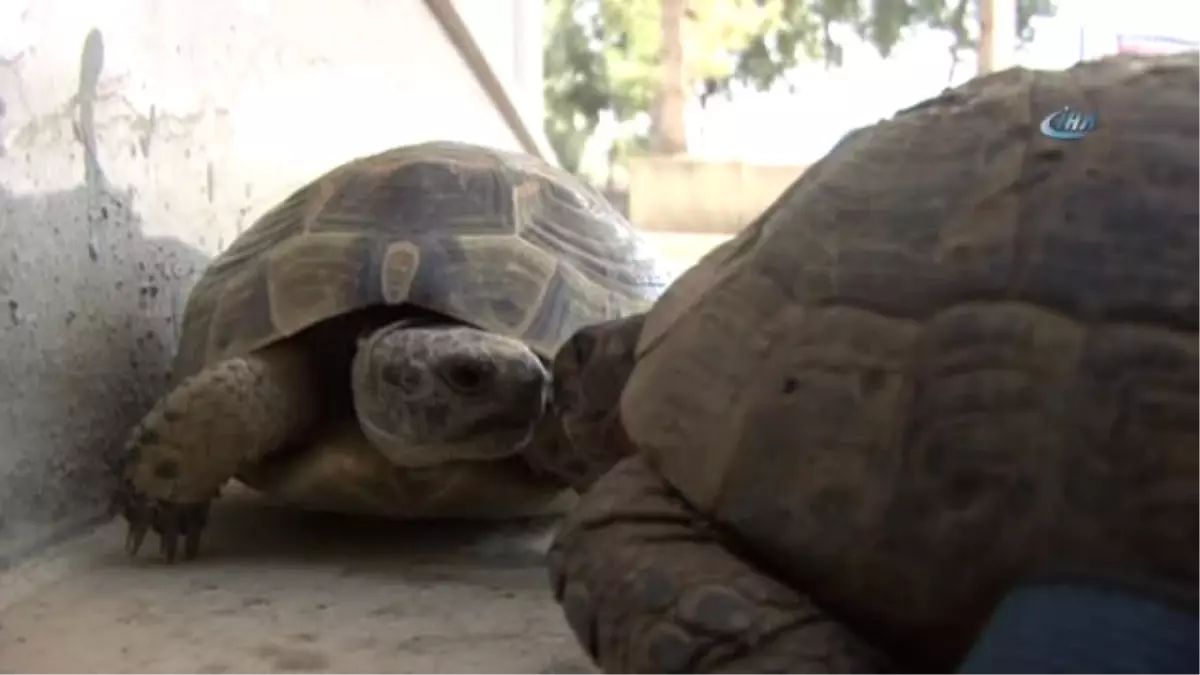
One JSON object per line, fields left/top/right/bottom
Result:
{"left": 0, "top": 0, "right": 532, "bottom": 564}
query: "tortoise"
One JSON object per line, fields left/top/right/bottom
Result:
{"left": 113, "top": 140, "right": 670, "bottom": 563}
{"left": 540, "top": 52, "right": 1200, "bottom": 672}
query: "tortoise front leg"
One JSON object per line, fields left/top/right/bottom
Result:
{"left": 547, "top": 456, "right": 889, "bottom": 673}
{"left": 114, "top": 342, "right": 319, "bottom": 562}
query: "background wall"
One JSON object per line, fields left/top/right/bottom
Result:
{"left": 628, "top": 156, "right": 805, "bottom": 235}
{"left": 0, "top": 0, "right": 536, "bottom": 564}
{"left": 453, "top": 0, "right": 545, "bottom": 127}
{"left": 626, "top": 156, "right": 808, "bottom": 272}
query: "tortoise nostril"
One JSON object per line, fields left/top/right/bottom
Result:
{"left": 571, "top": 331, "right": 598, "bottom": 365}
{"left": 381, "top": 363, "right": 424, "bottom": 393}
{"left": 381, "top": 364, "right": 405, "bottom": 387}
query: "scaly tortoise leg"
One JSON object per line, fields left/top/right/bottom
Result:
{"left": 113, "top": 342, "right": 319, "bottom": 562}
{"left": 547, "top": 456, "right": 890, "bottom": 673}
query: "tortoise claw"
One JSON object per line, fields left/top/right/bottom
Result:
{"left": 159, "top": 511, "right": 180, "bottom": 562}
{"left": 125, "top": 509, "right": 150, "bottom": 557}
{"left": 114, "top": 479, "right": 212, "bottom": 563}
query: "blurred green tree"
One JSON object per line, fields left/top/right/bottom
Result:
{"left": 544, "top": 0, "right": 1056, "bottom": 177}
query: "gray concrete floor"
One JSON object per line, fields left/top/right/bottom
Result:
{"left": 0, "top": 489, "right": 593, "bottom": 674}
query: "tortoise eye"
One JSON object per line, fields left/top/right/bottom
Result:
{"left": 441, "top": 361, "right": 495, "bottom": 393}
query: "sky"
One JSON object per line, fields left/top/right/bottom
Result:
{"left": 582, "top": 0, "right": 1200, "bottom": 176}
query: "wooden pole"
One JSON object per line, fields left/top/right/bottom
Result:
{"left": 652, "top": 0, "right": 689, "bottom": 155}
{"left": 978, "top": 0, "right": 1016, "bottom": 75}
{"left": 978, "top": 0, "right": 994, "bottom": 74}
{"left": 992, "top": 0, "right": 1016, "bottom": 71}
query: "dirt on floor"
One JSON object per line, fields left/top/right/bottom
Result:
{"left": 0, "top": 489, "right": 593, "bottom": 674}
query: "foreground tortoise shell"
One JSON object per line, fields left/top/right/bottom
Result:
{"left": 117, "top": 140, "right": 668, "bottom": 561}
{"left": 548, "top": 52, "right": 1199, "bottom": 672}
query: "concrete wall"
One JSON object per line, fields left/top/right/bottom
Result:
{"left": 628, "top": 155, "right": 805, "bottom": 235}
{"left": 0, "top": 0, "right": 535, "bottom": 563}
{"left": 625, "top": 156, "right": 807, "bottom": 274}
{"left": 640, "top": 231, "right": 733, "bottom": 278}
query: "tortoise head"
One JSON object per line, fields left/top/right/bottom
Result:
{"left": 524, "top": 313, "right": 647, "bottom": 491}
{"left": 351, "top": 322, "right": 550, "bottom": 467}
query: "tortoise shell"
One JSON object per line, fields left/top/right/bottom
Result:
{"left": 173, "top": 141, "right": 667, "bottom": 379}
{"left": 618, "top": 53, "right": 1198, "bottom": 664}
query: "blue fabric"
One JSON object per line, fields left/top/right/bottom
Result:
{"left": 958, "top": 583, "right": 1198, "bottom": 674}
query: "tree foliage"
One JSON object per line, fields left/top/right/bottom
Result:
{"left": 715, "top": 0, "right": 1057, "bottom": 92}
{"left": 544, "top": 0, "right": 1057, "bottom": 174}
{"left": 545, "top": 0, "right": 777, "bottom": 172}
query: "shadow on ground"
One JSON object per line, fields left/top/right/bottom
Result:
{"left": 122, "top": 486, "right": 563, "bottom": 572}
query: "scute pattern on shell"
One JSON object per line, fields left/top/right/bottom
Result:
{"left": 173, "top": 141, "right": 668, "bottom": 379}
{"left": 616, "top": 52, "right": 1198, "bottom": 666}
